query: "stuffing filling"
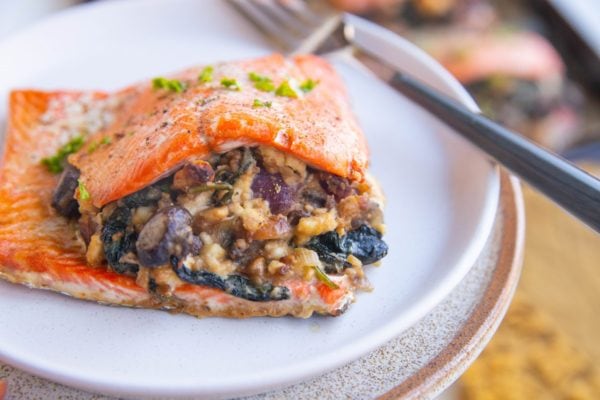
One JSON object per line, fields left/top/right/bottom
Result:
{"left": 53, "top": 146, "right": 387, "bottom": 302}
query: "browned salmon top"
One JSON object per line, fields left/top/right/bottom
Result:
{"left": 67, "top": 54, "right": 368, "bottom": 208}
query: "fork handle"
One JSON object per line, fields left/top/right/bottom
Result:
{"left": 391, "top": 73, "right": 600, "bottom": 233}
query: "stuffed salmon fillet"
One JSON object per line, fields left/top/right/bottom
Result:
{"left": 0, "top": 54, "right": 387, "bottom": 318}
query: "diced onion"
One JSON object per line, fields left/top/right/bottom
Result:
{"left": 293, "top": 248, "right": 339, "bottom": 289}
{"left": 294, "top": 248, "right": 322, "bottom": 269}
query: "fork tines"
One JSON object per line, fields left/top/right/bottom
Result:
{"left": 228, "top": 0, "right": 342, "bottom": 54}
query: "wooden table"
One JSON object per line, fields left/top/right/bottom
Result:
{"left": 457, "top": 162, "right": 600, "bottom": 399}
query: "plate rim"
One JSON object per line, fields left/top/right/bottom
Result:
{"left": 381, "top": 173, "right": 524, "bottom": 399}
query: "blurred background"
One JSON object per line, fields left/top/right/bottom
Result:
{"left": 1, "top": 0, "right": 599, "bottom": 399}
{"left": 341, "top": 2, "right": 600, "bottom": 398}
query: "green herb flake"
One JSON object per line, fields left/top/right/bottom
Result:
{"left": 299, "top": 78, "right": 319, "bottom": 93}
{"left": 167, "top": 80, "right": 185, "bottom": 92}
{"left": 41, "top": 135, "right": 85, "bottom": 174}
{"left": 252, "top": 99, "right": 272, "bottom": 108}
{"left": 255, "top": 80, "right": 275, "bottom": 92}
{"left": 311, "top": 265, "right": 339, "bottom": 289}
{"left": 220, "top": 78, "right": 241, "bottom": 91}
{"left": 275, "top": 80, "right": 298, "bottom": 98}
{"left": 87, "top": 141, "right": 100, "bottom": 154}
{"left": 41, "top": 157, "right": 63, "bottom": 174}
{"left": 78, "top": 179, "right": 90, "bottom": 201}
{"left": 198, "top": 66, "right": 214, "bottom": 83}
{"left": 152, "top": 77, "right": 169, "bottom": 90}
{"left": 249, "top": 72, "right": 275, "bottom": 92}
{"left": 87, "top": 136, "right": 112, "bottom": 154}
{"left": 152, "top": 77, "right": 186, "bottom": 93}
{"left": 248, "top": 72, "right": 265, "bottom": 82}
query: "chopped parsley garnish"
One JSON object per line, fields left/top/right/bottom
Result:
{"left": 78, "top": 179, "right": 90, "bottom": 201}
{"left": 41, "top": 135, "right": 85, "bottom": 174}
{"left": 152, "top": 77, "right": 186, "bottom": 93}
{"left": 87, "top": 136, "right": 112, "bottom": 154}
{"left": 255, "top": 80, "right": 275, "bottom": 92}
{"left": 221, "top": 78, "right": 241, "bottom": 91}
{"left": 198, "top": 66, "right": 214, "bottom": 83}
{"left": 248, "top": 72, "right": 264, "bottom": 81}
{"left": 275, "top": 80, "right": 298, "bottom": 98}
{"left": 299, "top": 78, "right": 319, "bottom": 93}
{"left": 248, "top": 72, "right": 275, "bottom": 92}
{"left": 252, "top": 99, "right": 272, "bottom": 108}
{"left": 87, "top": 141, "right": 99, "bottom": 154}
{"left": 311, "top": 265, "right": 339, "bottom": 289}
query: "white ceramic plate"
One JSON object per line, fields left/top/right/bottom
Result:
{"left": 0, "top": 0, "right": 499, "bottom": 398}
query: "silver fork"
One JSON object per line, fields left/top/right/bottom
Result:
{"left": 228, "top": 0, "right": 600, "bottom": 233}
{"left": 230, "top": 0, "right": 344, "bottom": 55}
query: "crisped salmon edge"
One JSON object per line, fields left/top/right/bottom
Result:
{"left": 0, "top": 266, "right": 353, "bottom": 318}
